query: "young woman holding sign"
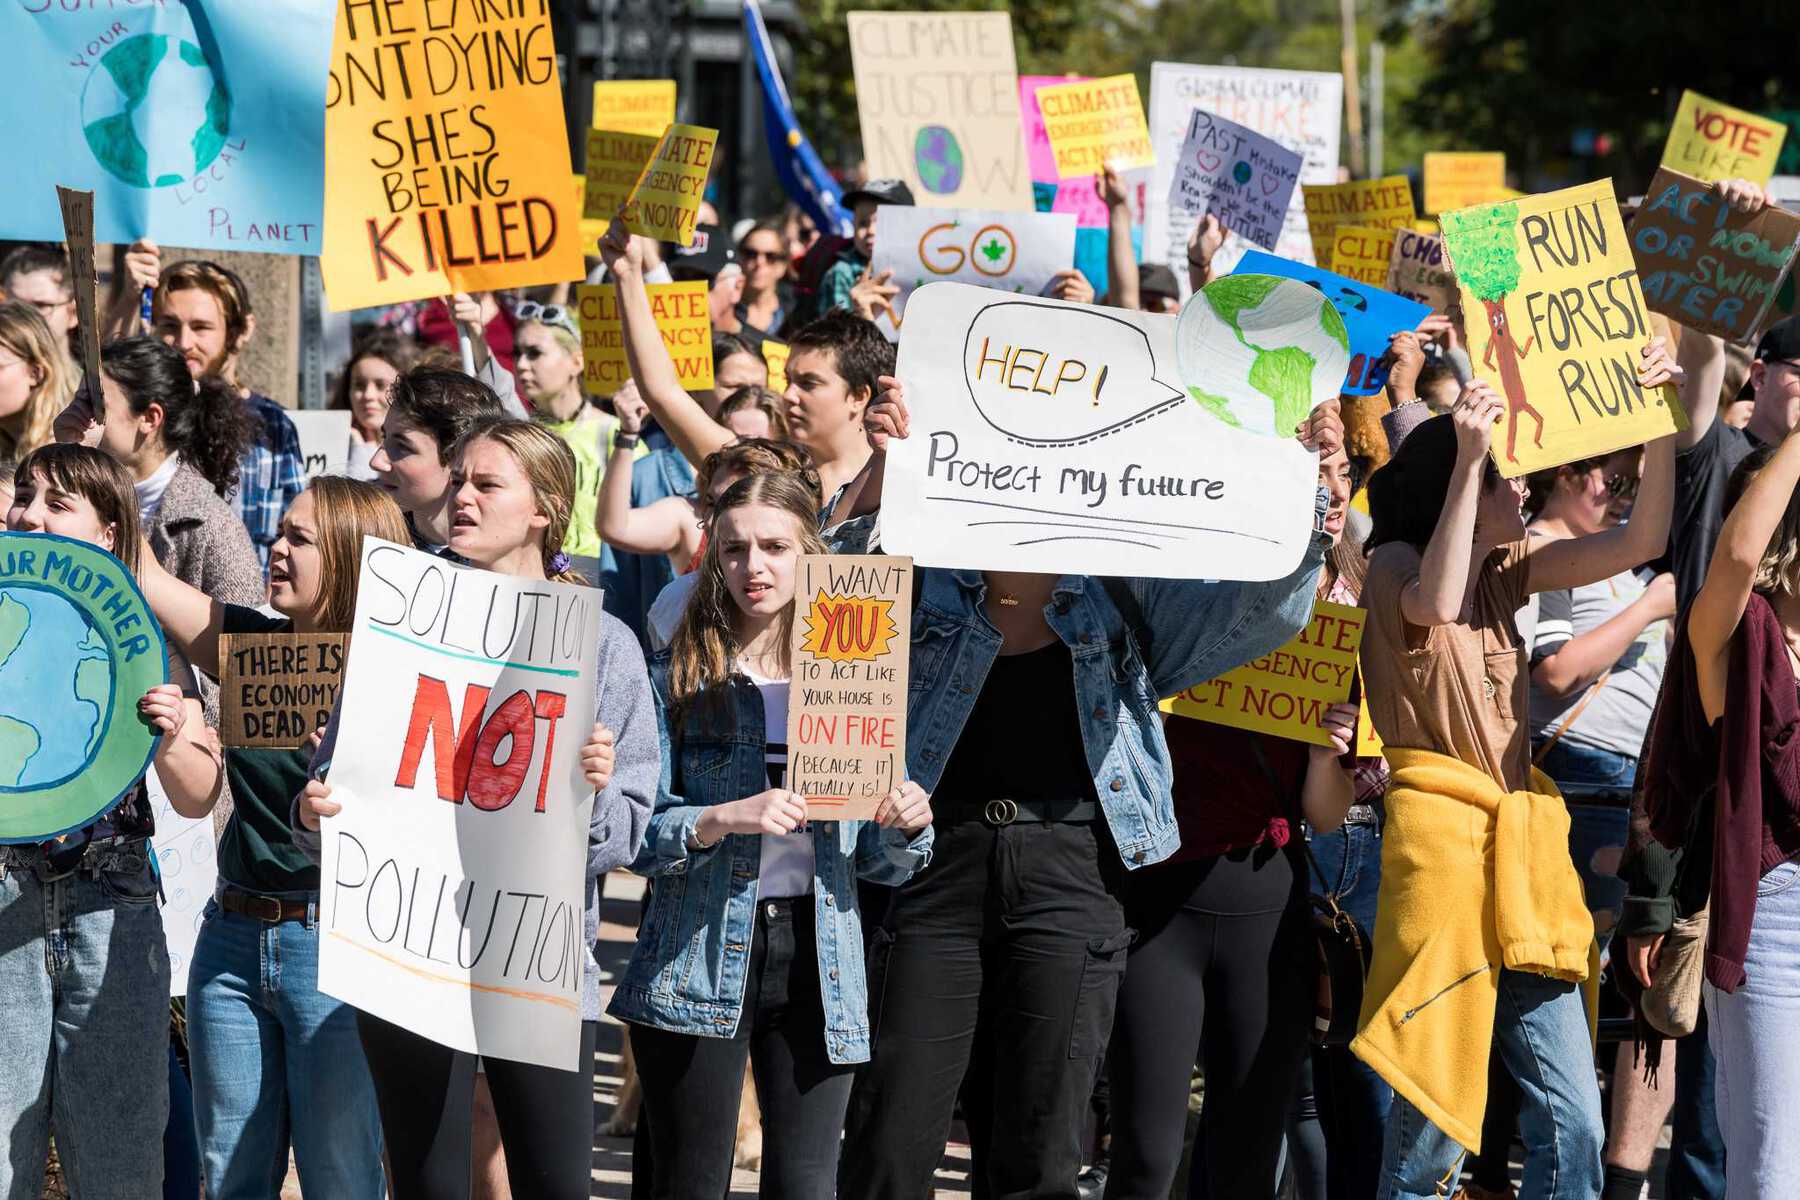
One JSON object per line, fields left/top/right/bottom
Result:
{"left": 610, "top": 469, "right": 934, "bottom": 1198}
{"left": 298, "top": 419, "right": 659, "bottom": 1200}
{"left": 1354, "top": 345, "right": 1677, "bottom": 1200}
{"left": 0, "top": 443, "right": 222, "bottom": 1198}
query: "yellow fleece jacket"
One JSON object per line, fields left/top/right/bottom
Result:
{"left": 1350, "top": 747, "right": 1599, "bottom": 1152}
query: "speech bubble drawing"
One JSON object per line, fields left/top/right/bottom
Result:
{"left": 1176, "top": 274, "right": 1351, "bottom": 439}
{"left": 961, "top": 299, "right": 1186, "bottom": 447}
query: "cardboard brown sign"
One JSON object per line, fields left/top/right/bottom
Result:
{"left": 54, "top": 187, "right": 101, "bottom": 390}
{"left": 1386, "top": 229, "right": 1458, "bottom": 312}
{"left": 220, "top": 632, "right": 348, "bottom": 749}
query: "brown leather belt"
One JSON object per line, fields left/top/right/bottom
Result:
{"left": 218, "top": 889, "right": 311, "bottom": 923}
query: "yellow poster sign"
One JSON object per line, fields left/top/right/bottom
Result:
{"left": 1034, "top": 73, "right": 1155, "bottom": 180}
{"left": 1441, "top": 179, "right": 1687, "bottom": 478}
{"left": 578, "top": 282, "right": 713, "bottom": 398}
{"left": 762, "top": 340, "right": 790, "bottom": 394}
{"left": 1423, "top": 152, "right": 1508, "bottom": 216}
{"left": 621, "top": 124, "right": 718, "bottom": 247}
{"left": 321, "top": 0, "right": 584, "bottom": 311}
{"left": 1355, "top": 668, "right": 1382, "bottom": 757}
{"left": 585, "top": 129, "right": 660, "bottom": 221}
{"left": 572, "top": 176, "right": 606, "bottom": 257}
{"left": 1161, "top": 601, "right": 1366, "bottom": 747}
{"left": 1661, "top": 90, "right": 1788, "bottom": 186}
{"left": 1329, "top": 225, "right": 1397, "bottom": 288}
{"left": 591, "top": 79, "right": 675, "bottom": 137}
{"left": 1302, "top": 176, "right": 1415, "bottom": 268}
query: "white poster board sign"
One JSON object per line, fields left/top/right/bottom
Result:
{"left": 148, "top": 767, "right": 216, "bottom": 998}
{"left": 318, "top": 539, "right": 601, "bottom": 1070}
{"left": 1167, "top": 109, "right": 1304, "bottom": 253}
{"left": 287, "top": 409, "right": 355, "bottom": 482}
{"left": 1146, "top": 63, "right": 1343, "bottom": 281}
{"left": 868, "top": 205, "right": 1077, "bottom": 342}
{"left": 881, "top": 281, "right": 1322, "bottom": 580}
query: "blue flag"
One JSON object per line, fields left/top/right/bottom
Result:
{"left": 743, "top": 0, "right": 851, "bottom": 238}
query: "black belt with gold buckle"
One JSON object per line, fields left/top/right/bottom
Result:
{"left": 978, "top": 797, "right": 1099, "bottom": 827}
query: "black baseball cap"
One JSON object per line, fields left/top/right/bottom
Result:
{"left": 841, "top": 178, "right": 915, "bottom": 210}
{"left": 1138, "top": 263, "right": 1180, "bottom": 304}
{"left": 1755, "top": 315, "right": 1800, "bottom": 364}
{"left": 667, "top": 224, "right": 732, "bottom": 282}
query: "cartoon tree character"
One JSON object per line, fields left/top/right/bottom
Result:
{"left": 1444, "top": 201, "right": 1543, "bottom": 464}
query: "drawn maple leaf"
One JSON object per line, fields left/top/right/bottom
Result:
{"left": 979, "top": 237, "right": 1006, "bottom": 264}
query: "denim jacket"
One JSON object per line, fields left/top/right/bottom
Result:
{"left": 608, "top": 656, "right": 934, "bottom": 1064}
{"left": 903, "top": 544, "right": 1326, "bottom": 869}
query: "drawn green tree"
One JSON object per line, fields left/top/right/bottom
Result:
{"left": 1443, "top": 200, "right": 1542, "bottom": 462}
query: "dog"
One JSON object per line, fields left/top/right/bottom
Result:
{"left": 602, "top": 1027, "right": 765, "bottom": 1173}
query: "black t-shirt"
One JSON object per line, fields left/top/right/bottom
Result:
{"left": 934, "top": 640, "right": 1096, "bottom": 806}
{"left": 216, "top": 605, "right": 319, "bottom": 895}
{"left": 1672, "top": 419, "right": 1760, "bottom": 611}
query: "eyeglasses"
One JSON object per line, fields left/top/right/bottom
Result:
{"left": 1603, "top": 474, "right": 1639, "bottom": 500}
{"left": 740, "top": 249, "right": 784, "bottom": 264}
{"left": 514, "top": 301, "right": 578, "bottom": 335}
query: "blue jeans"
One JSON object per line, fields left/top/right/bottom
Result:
{"left": 1704, "top": 859, "right": 1800, "bottom": 1198}
{"left": 1308, "top": 815, "right": 1393, "bottom": 1200}
{"left": 1377, "top": 969, "right": 1603, "bottom": 1200}
{"left": 0, "top": 847, "right": 170, "bottom": 1199}
{"left": 1533, "top": 740, "right": 1633, "bottom": 954}
{"left": 187, "top": 897, "right": 384, "bottom": 1199}
{"left": 1670, "top": 1007, "right": 1727, "bottom": 1200}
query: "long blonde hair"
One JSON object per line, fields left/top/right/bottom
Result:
{"left": 452, "top": 419, "right": 585, "bottom": 584}
{"left": 668, "top": 471, "right": 827, "bottom": 727}
{"left": 305, "top": 477, "right": 410, "bottom": 631}
{"left": 0, "top": 302, "right": 72, "bottom": 459}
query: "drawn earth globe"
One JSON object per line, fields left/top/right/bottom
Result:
{"left": 913, "top": 125, "right": 965, "bottom": 195}
{"left": 0, "top": 590, "right": 113, "bottom": 789}
{"left": 80, "top": 33, "right": 230, "bottom": 189}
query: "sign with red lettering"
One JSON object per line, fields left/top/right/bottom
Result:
{"left": 1661, "top": 91, "right": 1788, "bottom": 186}
{"left": 321, "top": 0, "right": 585, "bottom": 310}
{"left": 1161, "top": 600, "right": 1365, "bottom": 746}
{"left": 319, "top": 539, "right": 602, "bottom": 1070}
{"left": 577, "top": 280, "right": 714, "bottom": 397}
{"left": 621, "top": 123, "right": 718, "bottom": 246}
{"left": 787, "top": 555, "right": 911, "bottom": 821}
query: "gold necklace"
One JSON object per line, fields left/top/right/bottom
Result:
{"left": 996, "top": 594, "right": 1020, "bottom": 607}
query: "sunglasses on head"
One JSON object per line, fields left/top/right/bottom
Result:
{"left": 514, "top": 301, "right": 578, "bottom": 334}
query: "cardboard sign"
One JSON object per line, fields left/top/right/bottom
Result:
{"left": 1423, "top": 153, "right": 1508, "bottom": 216}
{"left": 1631, "top": 166, "right": 1800, "bottom": 344}
{"left": 0, "top": 533, "right": 166, "bottom": 843}
{"left": 1303, "top": 176, "right": 1416, "bottom": 268}
{"left": 1441, "top": 179, "right": 1687, "bottom": 478}
{"left": 585, "top": 129, "right": 660, "bottom": 222}
{"left": 1329, "top": 225, "right": 1398, "bottom": 288}
{"left": 1034, "top": 74, "right": 1155, "bottom": 180}
{"left": 1162, "top": 601, "right": 1365, "bottom": 746}
{"left": 318, "top": 539, "right": 601, "bottom": 1070}
{"left": 220, "top": 632, "right": 348, "bottom": 749}
{"left": 591, "top": 79, "right": 675, "bottom": 137}
{"left": 1167, "top": 109, "right": 1303, "bottom": 253}
{"left": 321, "top": 0, "right": 582, "bottom": 310}
{"left": 288, "top": 410, "right": 356, "bottom": 482}
{"left": 8, "top": 1, "right": 330, "bottom": 254}
{"left": 145, "top": 766, "right": 215, "bottom": 997}
{"left": 1386, "top": 230, "right": 1458, "bottom": 312}
{"left": 621, "top": 124, "right": 718, "bottom": 246}
{"left": 1145, "top": 63, "right": 1343, "bottom": 274}
{"left": 882, "top": 281, "right": 1319, "bottom": 580}
{"left": 1020, "top": 75, "right": 1115, "bottom": 229}
{"left": 1662, "top": 91, "right": 1787, "bottom": 186}
{"left": 867, "top": 205, "right": 1077, "bottom": 341}
{"left": 762, "top": 340, "right": 790, "bottom": 393}
{"left": 1230, "top": 250, "right": 1432, "bottom": 396}
{"left": 578, "top": 281, "right": 713, "bottom": 398}
{"left": 56, "top": 188, "right": 102, "bottom": 394}
{"left": 848, "top": 11, "right": 1032, "bottom": 210}
{"left": 786, "top": 555, "right": 911, "bottom": 820}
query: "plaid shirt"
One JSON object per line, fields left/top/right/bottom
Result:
{"left": 232, "top": 393, "right": 305, "bottom": 571}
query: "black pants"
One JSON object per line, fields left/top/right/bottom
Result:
{"left": 631, "top": 897, "right": 854, "bottom": 1200}
{"left": 1109, "top": 845, "right": 1313, "bottom": 1200}
{"left": 840, "top": 818, "right": 1131, "bottom": 1200}
{"left": 356, "top": 1011, "right": 598, "bottom": 1200}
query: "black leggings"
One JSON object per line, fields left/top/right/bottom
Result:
{"left": 356, "top": 1012, "right": 597, "bottom": 1200}
{"left": 1109, "top": 845, "right": 1313, "bottom": 1200}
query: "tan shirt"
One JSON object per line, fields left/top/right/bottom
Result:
{"left": 1362, "top": 540, "right": 1533, "bottom": 791}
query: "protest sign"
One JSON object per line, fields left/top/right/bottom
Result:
{"left": 1146, "top": 63, "right": 1343, "bottom": 274}
{"left": 1662, "top": 91, "right": 1787, "bottom": 186}
{"left": 786, "top": 555, "right": 911, "bottom": 821}
{"left": 321, "top": 0, "right": 583, "bottom": 311}
{"left": 848, "top": 12, "right": 1032, "bottom": 210}
{"left": 1442, "top": 179, "right": 1686, "bottom": 477}
{"left": 1329, "top": 225, "right": 1398, "bottom": 288}
{"left": 1387, "top": 230, "right": 1458, "bottom": 312}
{"left": 621, "top": 124, "right": 718, "bottom": 246}
{"left": 0, "top": 533, "right": 166, "bottom": 843}
{"left": 1423, "top": 152, "right": 1508, "bottom": 216}
{"left": 578, "top": 282, "right": 713, "bottom": 397}
{"left": 318, "top": 539, "right": 601, "bottom": 1069}
{"left": 7, "top": 1, "right": 330, "bottom": 254}
{"left": 1020, "top": 75, "right": 1111, "bottom": 228}
{"left": 763, "top": 340, "right": 791, "bottom": 393}
{"left": 1166, "top": 109, "right": 1303, "bottom": 253}
{"left": 591, "top": 79, "right": 675, "bottom": 137}
{"left": 882, "top": 281, "right": 1322, "bottom": 580}
{"left": 1355, "top": 671, "right": 1382, "bottom": 757}
{"left": 57, "top": 188, "right": 103, "bottom": 393}
{"left": 867, "top": 205, "right": 1077, "bottom": 341}
{"left": 220, "top": 632, "right": 348, "bottom": 749}
{"left": 1230, "top": 249, "right": 1432, "bottom": 396}
{"left": 1162, "top": 601, "right": 1365, "bottom": 746}
{"left": 1303, "top": 176, "right": 1415, "bottom": 267}
{"left": 145, "top": 767, "right": 215, "bottom": 997}
{"left": 585, "top": 129, "right": 660, "bottom": 222}
{"left": 288, "top": 409, "right": 355, "bottom": 482}
{"left": 1034, "top": 74, "right": 1155, "bottom": 181}
{"left": 1631, "top": 166, "right": 1800, "bottom": 344}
